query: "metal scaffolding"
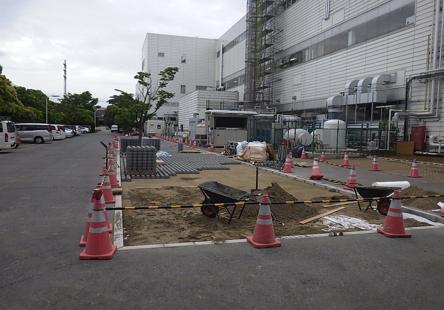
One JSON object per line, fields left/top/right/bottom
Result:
{"left": 244, "top": 0, "right": 282, "bottom": 110}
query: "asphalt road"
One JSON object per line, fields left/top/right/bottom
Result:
{"left": 1, "top": 131, "right": 443, "bottom": 310}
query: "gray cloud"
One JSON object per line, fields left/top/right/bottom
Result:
{"left": 0, "top": 0, "right": 246, "bottom": 105}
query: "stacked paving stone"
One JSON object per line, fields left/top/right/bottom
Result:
{"left": 120, "top": 136, "right": 161, "bottom": 152}
{"left": 119, "top": 137, "right": 140, "bottom": 153}
{"left": 142, "top": 138, "right": 161, "bottom": 151}
{"left": 125, "top": 146, "right": 157, "bottom": 176}
{"left": 121, "top": 139, "right": 241, "bottom": 180}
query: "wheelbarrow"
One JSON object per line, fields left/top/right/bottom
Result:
{"left": 353, "top": 186, "right": 397, "bottom": 216}
{"left": 198, "top": 181, "right": 253, "bottom": 223}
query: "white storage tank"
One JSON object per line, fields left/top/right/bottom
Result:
{"left": 283, "top": 128, "right": 313, "bottom": 146}
{"left": 322, "top": 119, "right": 346, "bottom": 149}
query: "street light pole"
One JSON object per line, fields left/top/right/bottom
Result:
{"left": 45, "top": 98, "right": 48, "bottom": 123}
{"left": 45, "top": 95, "right": 60, "bottom": 124}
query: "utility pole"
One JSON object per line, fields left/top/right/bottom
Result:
{"left": 63, "top": 60, "right": 67, "bottom": 96}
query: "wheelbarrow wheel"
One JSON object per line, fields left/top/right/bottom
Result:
{"left": 377, "top": 198, "right": 390, "bottom": 216}
{"left": 201, "top": 205, "right": 219, "bottom": 218}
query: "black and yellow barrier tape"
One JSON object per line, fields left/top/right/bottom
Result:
{"left": 104, "top": 194, "right": 444, "bottom": 211}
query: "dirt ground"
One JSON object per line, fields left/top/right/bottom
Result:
{"left": 122, "top": 164, "right": 427, "bottom": 246}
{"left": 401, "top": 186, "right": 443, "bottom": 211}
{"left": 325, "top": 157, "right": 444, "bottom": 181}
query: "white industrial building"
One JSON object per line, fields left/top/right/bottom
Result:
{"left": 141, "top": 0, "right": 444, "bottom": 151}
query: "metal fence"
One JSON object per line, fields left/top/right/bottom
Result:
{"left": 271, "top": 121, "right": 401, "bottom": 154}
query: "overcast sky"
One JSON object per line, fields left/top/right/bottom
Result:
{"left": 0, "top": 0, "right": 246, "bottom": 106}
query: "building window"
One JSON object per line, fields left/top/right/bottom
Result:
{"left": 279, "top": 2, "right": 415, "bottom": 70}
{"left": 180, "top": 85, "right": 186, "bottom": 94}
{"left": 196, "top": 85, "right": 207, "bottom": 90}
{"left": 181, "top": 55, "right": 186, "bottom": 63}
{"left": 158, "top": 52, "right": 165, "bottom": 57}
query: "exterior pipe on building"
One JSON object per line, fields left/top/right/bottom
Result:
{"left": 402, "top": 0, "right": 444, "bottom": 140}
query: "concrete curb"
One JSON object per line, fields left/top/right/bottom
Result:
{"left": 113, "top": 150, "right": 125, "bottom": 248}
{"left": 118, "top": 225, "right": 444, "bottom": 251}
{"left": 402, "top": 206, "right": 444, "bottom": 224}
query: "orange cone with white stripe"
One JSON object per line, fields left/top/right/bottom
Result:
{"left": 310, "top": 158, "right": 323, "bottom": 180}
{"left": 247, "top": 194, "right": 281, "bottom": 249}
{"left": 282, "top": 155, "right": 293, "bottom": 173}
{"left": 300, "top": 148, "right": 307, "bottom": 159}
{"left": 108, "top": 162, "right": 120, "bottom": 188}
{"left": 192, "top": 140, "right": 197, "bottom": 148}
{"left": 369, "top": 155, "right": 380, "bottom": 171}
{"left": 99, "top": 174, "right": 115, "bottom": 209}
{"left": 288, "top": 152, "right": 294, "bottom": 167}
{"left": 377, "top": 190, "right": 411, "bottom": 238}
{"left": 80, "top": 190, "right": 117, "bottom": 260}
{"left": 79, "top": 192, "right": 96, "bottom": 247}
{"left": 408, "top": 159, "right": 422, "bottom": 178}
{"left": 341, "top": 153, "right": 350, "bottom": 167}
{"left": 344, "top": 166, "right": 358, "bottom": 189}
{"left": 319, "top": 152, "right": 326, "bottom": 162}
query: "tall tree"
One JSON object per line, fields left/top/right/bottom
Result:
{"left": 111, "top": 67, "right": 178, "bottom": 143}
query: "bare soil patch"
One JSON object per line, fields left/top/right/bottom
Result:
{"left": 122, "top": 164, "right": 428, "bottom": 245}
{"left": 402, "top": 186, "right": 443, "bottom": 211}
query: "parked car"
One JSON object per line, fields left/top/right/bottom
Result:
{"left": 64, "top": 128, "right": 74, "bottom": 138}
{"left": 15, "top": 123, "right": 53, "bottom": 144}
{"left": 0, "top": 120, "right": 17, "bottom": 151}
{"left": 65, "top": 125, "right": 80, "bottom": 136}
{"left": 79, "top": 126, "right": 90, "bottom": 134}
{"left": 111, "top": 124, "right": 118, "bottom": 132}
{"left": 50, "top": 124, "right": 66, "bottom": 140}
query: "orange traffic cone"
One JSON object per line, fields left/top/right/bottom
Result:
{"left": 408, "top": 159, "right": 422, "bottom": 178}
{"left": 79, "top": 192, "right": 95, "bottom": 247}
{"left": 99, "top": 174, "right": 115, "bottom": 209}
{"left": 108, "top": 162, "right": 120, "bottom": 188}
{"left": 345, "top": 166, "right": 358, "bottom": 189}
{"left": 319, "top": 152, "right": 326, "bottom": 162}
{"left": 99, "top": 189, "right": 113, "bottom": 233}
{"left": 97, "top": 165, "right": 107, "bottom": 187}
{"left": 377, "top": 190, "right": 411, "bottom": 238}
{"left": 300, "top": 148, "right": 307, "bottom": 159}
{"left": 208, "top": 144, "right": 215, "bottom": 152}
{"left": 310, "top": 158, "right": 323, "bottom": 180}
{"left": 192, "top": 140, "right": 197, "bottom": 148}
{"left": 246, "top": 194, "right": 281, "bottom": 249}
{"left": 288, "top": 152, "right": 294, "bottom": 167}
{"left": 80, "top": 190, "right": 117, "bottom": 260}
{"left": 282, "top": 155, "right": 293, "bottom": 173}
{"left": 369, "top": 156, "right": 380, "bottom": 171}
{"left": 341, "top": 153, "right": 350, "bottom": 167}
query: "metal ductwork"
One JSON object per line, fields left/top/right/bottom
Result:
{"left": 356, "top": 76, "right": 374, "bottom": 103}
{"left": 345, "top": 80, "right": 359, "bottom": 95}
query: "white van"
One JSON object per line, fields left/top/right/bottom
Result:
{"left": 15, "top": 123, "right": 53, "bottom": 144}
{"left": 50, "top": 124, "right": 66, "bottom": 140}
{"left": 0, "top": 121, "right": 17, "bottom": 151}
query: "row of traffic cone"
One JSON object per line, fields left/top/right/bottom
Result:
{"left": 247, "top": 188, "right": 412, "bottom": 250}
{"left": 79, "top": 138, "right": 120, "bottom": 260}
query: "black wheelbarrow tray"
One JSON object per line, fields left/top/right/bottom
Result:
{"left": 198, "top": 181, "right": 253, "bottom": 223}
{"left": 353, "top": 186, "right": 398, "bottom": 216}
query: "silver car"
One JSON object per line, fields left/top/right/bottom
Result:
{"left": 15, "top": 123, "right": 53, "bottom": 144}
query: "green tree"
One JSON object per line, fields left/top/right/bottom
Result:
{"left": 109, "top": 67, "right": 178, "bottom": 142}
{"left": 59, "top": 92, "right": 99, "bottom": 129}
{"left": 0, "top": 73, "right": 39, "bottom": 121}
